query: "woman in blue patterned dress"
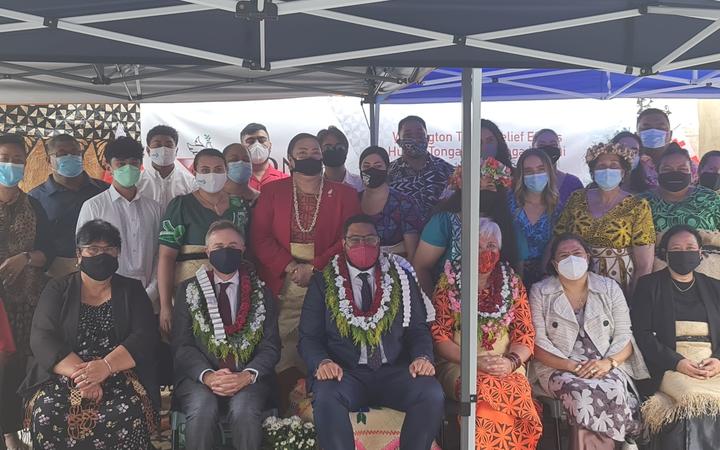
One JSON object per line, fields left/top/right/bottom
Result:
{"left": 509, "top": 149, "right": 565, "bottom": 289}
{"left": 358, "top": 146, "right": 423, "bottom": 261}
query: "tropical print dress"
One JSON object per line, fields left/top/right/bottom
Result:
{"left": 363, "top": 188, "right": 422, "bottom": 248}
{"left": 388, "top": 154, "right": 454, "bottom": 223}
{"left": 28, "top": 301, "right": 156, "bottom": 449}
{"left": 554, "top": 191, "right": 655, "bottom": 294}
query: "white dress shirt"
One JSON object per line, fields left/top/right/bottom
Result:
{"left": 347, "top": 264, "right": 388, "bottom": 365}
{"left": 137, "top": 162, "right": 197, "bottom": 212}
{"left": 343, "top": 170, "right": 365, "bottom": 192}
{"left": 77, "top": 185, "right": 162, "bottom": 312}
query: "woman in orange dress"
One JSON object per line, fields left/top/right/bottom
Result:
{"left": 431, "top": 217, "right": 542, "bottom": 449}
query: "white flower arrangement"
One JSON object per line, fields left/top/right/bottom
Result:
{"left": 262, "top": 416, "right": 317, "bottom": 450}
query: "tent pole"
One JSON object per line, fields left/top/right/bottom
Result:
{"left": 459, "top": 67, "right": 482, "bottom": 450}
{"left": 369, "top": 97, "right": 380, "bottom": 146}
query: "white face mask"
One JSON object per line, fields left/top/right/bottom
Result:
{"left": 148, "top": 146, "right": 177, "bottom": 167}
{"left": 195, "top": 172, "right": 227, "bottom": 194}
{"left": 557, "top": 255, "right": 589, "bottom": 281}
{"left": 248, "top": 142, "right": 270, "bottom": 165}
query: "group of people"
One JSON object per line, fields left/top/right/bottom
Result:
{"left": 0, "top": 108, "right": 717, "bottom": 450}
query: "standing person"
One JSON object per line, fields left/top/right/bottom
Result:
{"left": 298, "top": 215, "right": 443, "bottom": 450}
{"left": 358, "top": 145, "right": 422, "bottom": 261}
{"left": 480, "top": 119, "right": 514, "bottom": 169}
{"left": 158, "top": 148, "right": 252, "bottom": 338}
{"left": 137, "top": 124, "right": 196, "bottom": 211}
{"left": 509, "top": 148, "right": 563, "bottom": 289}
{"left": 172, "top": 221, "right": 279, "bottom": 450}
{"left": 555, "top": 142, "right": 655, "bottom": 295}
{"left": 251, "top": 133, "right": 360, "bottom": 410}
{"left": 531, "top": 128, "right": 584, "bottom": 204}
{"left": 530, "top": 234, "right": 648, "bottom": 449}
{"left": 241, "top": 123, "right": 288, "bottom": 191}
{"left": 318, "top": 126, "right": 363, "bottom": 192}
{"left": 388, "top": 115, "right": 455, "bottom": 222}
{"left": 77, "top": 137, "right": 163, "bottom": 314}
{"left": 611, "top": 131, "right": 642, "bottom": 191}
{"left": 431, "top": 218, "right": 542, "bottom": 449}
{"left": 29, "top": 134, "right": 109, "bottom": 278}
{"left": 697, "top": 150, "right": 720, "bottom": 192}
{"left": 23, "top": 220, "right": 160, "bottom": 450}
{"left": 223, "top": 143, "right": 260, "bottom": 203}
{"left": 639, "top": 144, "right": 720, "bottom": 279}
{"left": 0, "top": 134, "right": 53, "bottom": 450}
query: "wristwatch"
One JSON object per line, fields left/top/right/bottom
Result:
{"left": 607, "top": 357, "right": 619, "bottom": 369}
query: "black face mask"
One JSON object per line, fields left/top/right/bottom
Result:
{"left": 539, "top": 146, "right": 561, "bottom": 165}
{"left": 699, "top": 172, "right": 720, "bottom": 191}
{"left": 209, "top": 247, "right": 243, "bottom": 275}
{"left": 658, "top": 171, "right": 691, "bottom": 192}
{"left": 322, "top": 145, "right": 348, "bottom": 168}
{"left": 292, "top": 157, "right": 323, "bottom": 176}
{"left": 666, "top": 250, "right": 701, "bottom": 276}
{"left": 361, "top": 167, "right": 388, "bottom": 188}
{"left": 80, "top": 253, "right": 119, "bottom": 281}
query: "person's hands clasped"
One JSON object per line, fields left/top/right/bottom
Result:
{"left": 72, "top": 360, "right": 111, "bottom": 389}
{"left": 203, "top": 369, "right": 253, "bottom": 397}
{"left": 699, "top": 358, "right": 720, "bottom": 378}
{"left": 315, "top": 360, "right": 344, "bottom": 381}
{"left": 676, "top": 359, "right": 710, "bottom": 379}
{"left": 576, "top": 358, "right": 612, "bottom": 379}
{"left": 81, "top": 384, "right": 104, "bottom": 403}
{"left": 409, "top": 357, "right": 435, "bottom": 378}
{"left": 0, "top": 253, "right": 27, "bottom": 286}
{"left": 477, "top": 355, "right": 512, "bottom": 377}
{"left": 291, "top": 264, "right": 314, "bottom": 287}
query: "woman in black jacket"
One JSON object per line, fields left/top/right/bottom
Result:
{"left": 23, "top": 220, "right": 159, "bottom": 450}
{"left": 631, "top": 224, "right": 720, "bottom": 450}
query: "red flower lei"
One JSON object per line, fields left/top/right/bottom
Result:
{"left": 336, "top": 253, "right": 383, "bottom": 317}
{"left": 209, "top": 270, "right": 254, "bottom": 336}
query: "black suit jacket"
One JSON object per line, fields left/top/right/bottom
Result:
{"left": 631, "top": 269, "right": 720, "bottom": 393}
{"left": 298, "top": 266, "right": 434, "bottom": 384}
{"left": 171, "top": 273, "right": 280, "bottom": 385}
{"left": 21, "top": 273, "right": 160, "bottom": 409}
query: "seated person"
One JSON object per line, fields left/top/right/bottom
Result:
{"left": 298, "top": 214, "right": 444, "bottom": 450}
{"left": 529, "top": 233, "right": 648, "bottom": 449}
{"left": 631, "top": 225, "right": 720, "bottom": 450}
{"left": 172, "top": 220, "right": 280, "bottom": 450}
{"left": 23, "top": 220, "right": 160, "bottom": 450}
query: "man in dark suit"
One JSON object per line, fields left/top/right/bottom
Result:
{"left": 172, "top": 220, "right": 280, "bottom": 450}
{"left": 298, "top": 214, "right": 445, "bottom": 450}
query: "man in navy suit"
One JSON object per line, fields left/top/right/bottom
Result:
{"left": 298, "top": 214, "right": 444, "bottom": 450}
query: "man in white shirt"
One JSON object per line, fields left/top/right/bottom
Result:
{"left": 172, "top": 220, "right": 279, "bottom": 450}
{"left": 77, "top": 137, "right": 163, "bottom": 312}
{"left": 318, "top": 126, "right": 364, "bottom": 192}
{"left": 137, "top": 125, "right": 196, "bottom": 211}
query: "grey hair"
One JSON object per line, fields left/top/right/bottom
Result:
{"left": 479, "top": 217, "right": 502, "bottom": 249}
{"left": 204, "top": 220, "right": 245, "bottom": 246}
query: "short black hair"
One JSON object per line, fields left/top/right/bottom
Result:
{"left": 104, "top": 137, "right": 143, "bottom": 164}
{"left": 240, "top": 123, "right": 268, "bottom": 139}
{"left": 611, "top": 131, "right": 641, "bottom": 147}
{"left": 658, "top": 142, "right": 690, "bottom": 166}
{"left": 146, "top": 125, "right": 178, "bottom": 146}
{"left": 358, "top": 145, "right": 390, "bottom": 170}
{"left": 531, "top": 128, "right": 558, "bottom": 146}
{"left": 0, "top": 134, "right": 26, "bottom": 152}
{"left": 343, "top": 214, "right": 377, "bottom": 236}
{"left": 46, "top": 134, "right": 80, "bottom": 155}
{"left": 699, "top": 150, "right": 720, "bottom": 172}
{"left": 76, "top": 219, "right": 122, "bottom": 249}
{"left": 222, "top": 143, "right": 246, "bottom": 158}
{"left": 317, "top": 126, "right": 349, "bottom": 148}
{"left": 546, "top": 233, "right": 594, "bottom": 276}
{"left": 397, "top": 115, "right": 427, "bottom": 135}
{"left": 658, "top": 224, "right": 703, "bottom": 261}
{"left": 286, "top": 133, "right": 319, "bottom": 158}
{"left": 193, "top": 148, "right": 226, "bottom": 170}
{"left": 637, "top": 108, "right": 670, "bottom": 125}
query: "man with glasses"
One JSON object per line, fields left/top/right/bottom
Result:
{"left": 77, "top": 137, "right": 163, "bottom": 313}
{"left": 29, "top": 134, "right": 109, "bottom": 277}
{"left": 298, "top": 214, "right": 444, "bottom": 450}
{"left": 318, "top": 126, "right": 363, "bottom": 192}
{"left": 388, "top": 116, "right": 454, "bottom": 222}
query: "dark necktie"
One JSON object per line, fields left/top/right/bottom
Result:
{"left": 358, "top": 273, "right": 382, "bottom": 370}
{"left": 217, "top": 282, "right": 233, "bottom": 326}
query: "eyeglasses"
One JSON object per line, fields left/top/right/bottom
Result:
{"left": 79, "top": 245, "right": 119, "bottom": 256}
{"left": 345, "top": 235, "right": 380, "bottom": 247}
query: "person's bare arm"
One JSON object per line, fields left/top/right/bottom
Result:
{"left": 413, "top": 241, "right": 445, "bottom": 298}
{"left": 158, "top": 245, "right": 179, "bottom": 336}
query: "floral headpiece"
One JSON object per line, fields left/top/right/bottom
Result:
{"left": 447, "top": 157, "right": 513, "bottom": 191}
{"left": 585, "top": 142, "right": 638, "bottom": 167}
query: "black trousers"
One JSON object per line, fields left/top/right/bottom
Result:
{"left": 0, "top": 353, "right": 28, "bottom": 434}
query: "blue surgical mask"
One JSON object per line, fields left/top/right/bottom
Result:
{"left": 639, "top": 129, "right": 668, "bottom": 149}
{"left": 523, "top": 172, "right": 548, "bottom": 193}
{"left": 594, "top": 168, "right": 623, "bottom": 191}
{"left": 53, "top": 154, "right": 84, "bottom": 178}
{"left": 227, "top": 160, "right": 252, "bottom": 184}
{"left": 0, "top": 162, "right": 24, "bottom": 187}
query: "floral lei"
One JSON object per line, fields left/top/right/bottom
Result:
{"left": 186, "top": 264, "right": 266, "bottom": 364}
{"left": 322, "top": 253, "right": 433, "bottom": 349}
{"left": 435, "top": 258, "right": 518, "bottom": 350}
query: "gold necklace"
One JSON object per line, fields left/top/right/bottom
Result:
{"left": 293, "top": 176, "right": 324, "bottom": 234}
